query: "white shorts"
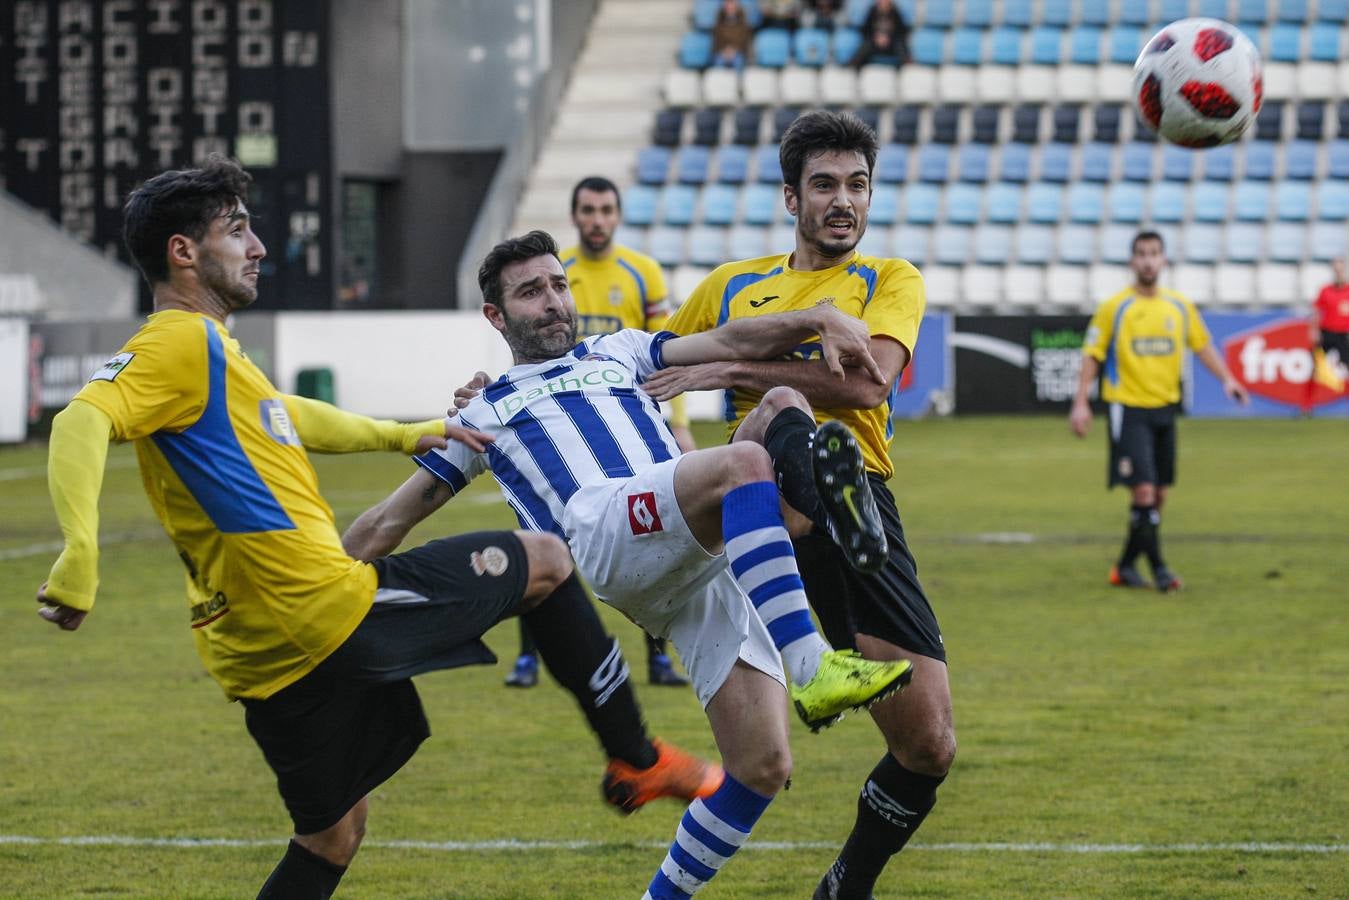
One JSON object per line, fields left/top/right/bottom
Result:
{"left": 561, "top": 457, "right": 786, "bottom": 707}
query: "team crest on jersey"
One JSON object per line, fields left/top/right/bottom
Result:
{"left": 627, "top": 491, "right": 664, "bottom": 535}
{"left": 581, "top": 353, "right": 619, "bottom": 363}
{"left": 260, "top": 399, "right": 302, "bottom": 446}
{"left": 471, "top": 546, "right": 510, "bottom": 576}
{"left": 89, "top": 352, "right": 134, "bottom": 382}
{"left": 608, "top": 285, "right": 623, "bottom": 307}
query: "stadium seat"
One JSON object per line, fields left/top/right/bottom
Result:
{"left": 637, "top": 146, "right": 673, "bottom": 185}
{"left": 742, "top": 182, "right": 780, "bottom": 225}
{"left": 653, "top": 109, "right": 684, "bottom": 147}
{"left": 819, "top": 66, "right": 858, "bottom": 105}
{"left": 957, "top": 144, "right": 992, "bottom": 183}
{"left": 1192, "top": 182, "right": 1231, "bottom": 222}
{"left": 852, "top": 106, "right": 881, "bottom": 135}
{"left": 876, "top": 144, "right": 909, "bottom": 183}
{"left": 843, "top": 0, "right": 872, "bottom": 28}
{"left": 921, "top": 1, "right": 954, "bottom": 27}
{"left": 1039, "top": 143, "right": 1072, "bottom": 183}
{"left": 1029, "top": 28, "right": 1064, "bottom": 65}
{"left": 1268, "top": 23, "right": 1301, "bottom": 62}
{"left": 1042, "top": 0, "right": 1072, "bottom": 26}
{"left": 692, "top": 0, "right": 720, "bottom": 30}
{"left": 1027, "top": 183, "right": 1063, "bottom": 223}
{"left": 856, "top": 225, "right": 892, "bottom": 259}
{"left": 891, "top": 105, "right": 921, "bottom": 145}
{"left": 1046, "top": 264, "right": 1090, "bottom": 306}
{"left": 624, "top": 185, "right": 659, "bottom": 227}
{"left": 1012, "top": 105, "right": 1042, "bottom": 144}
{"left": 1326, "top": 140, "right": 1349, "bottom": 179}
{"left": 1183, "top": 224, "right": 1223, "bottom": 263}
{"left": 1108, "top": 26, "right": 1142, "bottom": 64}
{"left": 753, "top": 29, "right": 792, "bottom": 68}
{"left": 1121, "top": 142, "right": 1154, "bottom": 182}
{"left": 1214, "top": 264, "right": 1258, "bottom": 305}
{"left": 646, "top": 227, "right": 685, "bottom": 267}
{"left": 912, "top": 29, "right": 946, "bottom": 67}
{"left": 1056, "top": 225, "right": 1097, "bottom": 264}
{"left": 779, "top": 67, "right": 821, "bottom": 106}
{"left": 1004, "top": 264, "right": 1047, "bottom": 305}
{"left": 1052, "top": 106, "right": 1082, "bottom": 144}
{"left": 903, "top": 183, "right": 941, "bottom": 224}
{"left": 1107, "top": 182, "right": 1145, "bottom": 222}
{"left": 931, "top": 105, "right": 961, "bottom": 144}
{"left": 679, "top": 31, "right": 713, "bottom": 70}
{"left": 893, "top": 225, "right": 931, "bottom": 265}
{"left": 1099, "top": 224, "right": 1137, "bottom": 264}
{"left": 741, "top": 67, "right": 780, "bottom": 106}
{"left": 999, "top": 144, "right": 1032, "bottom": 183}
{"left": 923, "top": 267, "right": 962, "bottom": 309}
{"left": 1158, "top": 0, "right": 1192, "bottom": 21}
{"left": 858, "top": 65, "right": 898, "bottom": 105}
{"left": 963, "top": 0, "right": 994, "bottom": 26}
{"left": 702, "top": 68, "right": 740, "bottom": 107}
{"left": 1296, "top": 103, "right": 1325, "bottom": 140}
{"left": 1202, "top": 143, "right": 1236, "bottom": 181}
{"left": 692, "top": 109, "right": 722, "bottom": 147}
{"left": 989, "top": 27, "right": 1024, "bottom": 66}
{"left": 951, "top": 28, "right": 984, "bottom": 66}
{"left": 1277, "top": 0, "right": 1308, "bottom": 21}
{"left": 794, "top": 28, "right": 831, "bottom": 67}
{"left": 1257, "top": 263, "right": 1301, "bottom": 304}
{"left": 1171, "top": 264, "right": 1216, "bottom": 303}
{"left": 1067, "top": 183, "right": 1105, "bottom": 223}
{"left": 732, "top": 108, "right": 762, "bottom": 146}
{"left": 961, "top": 264, "right": 1003, "bottom": 306}
{"left": 1002, "top": 0, "right": 1033, "bottom": 27}
{"left": 1274, "top": 181, "right": 1312, "bottom": 221}
{"left": 1310, "top": 221, "right": 1346, "bottom": 260}
{"left": 1092, "top": 105, "right": 1123, "bottom": 143}
{"left": 972, "top": 106, "right": 1001, "bottom": 144}
{"left": 769, "top": 221, "right": 796, "bottom": 254}
{"left": 1080, "top": 0, "right": 1111, "bottom": 25}
{"left": 918, "top": 144, "right": 952, "bottom": 183}
{"left": 1317, "top": 180, "right": 1349, "bottom": 219}
{"left": 1318, "top": 0, "right": 1347, "bottom": 21}
{"left": 1017, "top": 64, "right": 1056, "bottom": 103}
{"left": 933, "top": 226, "right": 974, "bottom": 265}
{"left": 727, "top": 225, "right": 770, "bottom": 261}
{"left": 870, "top": 185, "right": 900, "bottom": 225}
{"left": 754, "top": 143, "right": 783, "bottom": 183}
{"left": 1089, "top": 263, "right": 1130, "bottom": 300}
{"left": 671, "top": 265, "right": 711, "bottom": 303}
{"left": 945, "top": 183, "right": 983, "bottom": 225}
{"left": 832, "top": 28, "right": 862, "bottom": 65}
{"left": 1308, "top": 22, "right": 1342, "bottom": 61}
{"left": 1244, "top": 142, "right": 1277, "bottom": 180}
{"left": 1196, "top": 0, "right": 1232, "bottom": 19}
{"left": 1069, "top": 28, "right": 1103, "bottom": 65}
{"left": 676, "top": 145, "right": 712, "bottom": 185}
{"left": 663, "top": 68, "right": 702, "bottom": 107}
{"left": 1239, "top": 0, "right": 1271, "bottom": 22}
{"left": 687, "top": 226, "right": 728, "bottom": 266}
{"left": 1255, "top": 101, "right": 1285, "bottom": 142}
{"left": 1226, "top": 222, "right": 1264, "bottom": 262}
{"left": 1284, "top": 141, "right": 1318, "bottom": 180}
{"left": 1268, "top": 221, "right": 1307, "bottom": 261}
{"left": 717, "top": 144, "right": 751, "bottom": 184}
{"left": 973, "top": 224, "right": 1014, "bottom": 264}
{"left": 701, "top": 184, "right": 739, "bottom": 226}
{"left": 661, "top": 184, "right": 698, "bottom": 226}
{"left": 1080, "top": 142, "right": 1113, "bottom": 182}
{"left": 1149, "top": 183, "right": 1186, "bottom": 223}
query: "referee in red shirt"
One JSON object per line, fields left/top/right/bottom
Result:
{"left": 1310, "top": 257, "right": 1349, "bottom": 392}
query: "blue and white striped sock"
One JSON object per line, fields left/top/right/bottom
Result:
{"left": 644, "top": 773, "right": 774, "bottom": 899}
{"left": 723, "top": 480, "right": 830, "bottom": 686}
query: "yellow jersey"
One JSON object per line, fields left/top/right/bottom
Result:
{"left": 1083, "top": 287, "right": 1211, "bottom": 408}
{"left": 561, "top": 243, "right": 671, "bottom": 337}
{"left": 667, "top": 251, "right": 925, "bottom": 479}
{"left": 73, "top": 310, "right": 375, "bottom": 700}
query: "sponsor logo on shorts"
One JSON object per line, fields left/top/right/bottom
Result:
{"left": 470, "top": 545, "right": 510, "bottom": 576}
{"left": 89, "top": 352, "right": 135, "bottom": 382}
{"left": 1118, "top": 456, "right": 1133, "bottom": 478}
{"left": 627, "top": 491, "right": 663, "bottom": 535}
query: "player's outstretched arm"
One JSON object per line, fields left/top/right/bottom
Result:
{"left": 282, "top": 394, "right": 493, "bottom": 455}
{"left": 38, "top": 400, "right": 115, "bottom": 631}
{"left": 342, "top": 467, "right": 456, "bottom": 561}
{"left": 1195, "top": 345, "right": 1250, "bottom": 405}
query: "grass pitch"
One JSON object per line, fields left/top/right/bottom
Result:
{"left": 2, "top": 415, "right": 1346, "bottom": 898}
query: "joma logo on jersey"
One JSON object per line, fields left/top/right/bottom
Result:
{"left": 1130, "top": 337, "right": 1176, "bottom": 356}
{"left": 491, "top": 365, "right": 632, "bottom": 423}
{"left": 627, "top": 492, "right": 664, "bottom": 535}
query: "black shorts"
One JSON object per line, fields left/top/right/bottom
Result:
{"left": 1107, "top": 402, "right": 1179, "bottom": 489}
{"left": 1321, "top": 329, "right": 1349, "bottom": 362}
{"left": 242, "top": 530, "right": 529, "bottom": 834}
{"left": 792, "top": 475, "right": 946, "bottom": 663}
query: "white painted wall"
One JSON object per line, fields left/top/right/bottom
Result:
{"left": 0, "top": 319, "right": 29, "bottom": 442}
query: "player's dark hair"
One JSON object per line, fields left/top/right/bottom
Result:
{"left": 571, "top": 176, "right": 622, "bottom": 214}
{"left": 479, "top": 230, "right": 561, "bottom": 308}
{"left": 1131, "top": 230, "right": 1166, "bottom": 254}
{"left": 122, "top": 155, "right": 252, "bottom": 287}
{"left": 779, "top": 110, "right": 879, "bottom": 193}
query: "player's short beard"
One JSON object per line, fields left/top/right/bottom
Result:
{"left": 504, "top": 310, "right": 577, "bottom": 363}
{"left": 802, "top": 208, "right": 863, "bottom": 260}
{"left": 1135, "top": 269, "right": 1159, "bottom": 288}
{"left": 200, "top": 251, "right": 257, "bottom": 309}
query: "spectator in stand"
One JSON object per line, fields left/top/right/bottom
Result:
{"left": 712, "top": 0, "right": 754, "bottom": 71}
{"left": 850, "top": 0, "right": 911, "bottom": 68}
{"left": 760, "top": 0, "right": 803, "bottom": 31}
{"left": 804, "top": 0, "right": 842, "bottom": 29}
{"left": 1308, "top": 257, "right": 1349, "bottom": 405}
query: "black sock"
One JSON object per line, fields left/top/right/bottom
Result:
{"left": 1118, "top": 504, "right": 1150, "bottom": 567}
{"left": 518, "top": 618, "right": 538, "bottom": 657}
{"left": 762, "top": 406, "right": 828, "bottom": 529}
{"left": 524, "top": 573, "right": 658, "bottom": 769}
{"left": 644, "top": 631, "right": 667, "bottom": 663}
{"left": 1135, "top": 504, "right": 1164, "bottom": 571}
{"left": 823, "top": 755, "right": 945, "bottom": 899}
{"left": 257, "top": 840, "right": 346, "bottom": 900}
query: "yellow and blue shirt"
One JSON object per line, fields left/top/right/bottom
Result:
{"left": 667, "top": 251, "right": 925, "bottom": 479}
{"left": 73, "top": 310, "right": 376, "bottom": 700}
{"left": 561, "top": 243, "right": 672, "bottom": 337}
{"left": 1083, "top": 287, "right": 1211, "bottom": 408}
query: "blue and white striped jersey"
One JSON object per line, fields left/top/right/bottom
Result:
{"left": 414, "top": 329, "right": 683, "bottom": 537}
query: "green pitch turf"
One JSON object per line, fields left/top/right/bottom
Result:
{"left": 2, "top": 416, "right": 1346, "bottom": 898}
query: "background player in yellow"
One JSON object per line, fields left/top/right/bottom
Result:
{"left": 502, "top": 176, "right": 697, "bottom": 689}
{"left": 646, "top": 110, "right": 953, "bottom": 900}
{"left": 33, "top": 156, "right": 718, "bottom": 897}
{"left": 1069, "top": 230, "right": 1248, "bottom": 592}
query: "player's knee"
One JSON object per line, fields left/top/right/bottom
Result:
{"left": 1132, "top": 483, "right": 1157, "bottom": 505}
{"left": 721, "top": 440, "right": 775, "bottom": 485}
{"left": 759, "top": 385, "right": 810, "bottom": 416}
{"left": 301, "top": 800, "right": 368, "bottom": 867}
{"left": 516, "top": 530, "right": 573, "bottom": 602}
{"left": 894, "top": 728, "right": 956, "bottom": 777}
{"left": 737, "top": 741, "right": 793, "bottom": 796}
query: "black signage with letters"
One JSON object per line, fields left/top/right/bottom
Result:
{"left": 1, "top": 1, "right": 332, "bottom": 310}
{"left": 954, "top": 315, "right": 1100, "bottom": 414}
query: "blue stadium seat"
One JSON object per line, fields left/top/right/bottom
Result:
{"left": 973, "top": 225, "right": 1013, "bottom": 264}
{"left": 1118, "top": 1, "right": 1150, "bottom": 24}
{"left": 1121, "top": 142, "right": 1154, "bottom": 182}
{"left": 1069, "top": 28, "right": 1103, "bottom": 64}
{"left": 1051, "top": 106, "right": 1081, "bottom": 143}
{"left": 624, "top": 185, "right": 659, "bottom": 226}
{"left": 1277, "top": 0, "right": 1308, "bottom": 21}
{"left": 1057, "top": 225, "right": 1097, "bottom": 264}
{"left": 1244, "top": 142, "right": 1276, "bottom": 180}
{"left": 742, "top": 183, "right": 780, "bottom": 225}
{"left": 1002, "top": 0, "right": 1033, "bottom": 27}
{"left": 832, "top": 28, "right": 862, "bottom": 64}
{"left": 794, "top": 28, "right": 831, "bottom": 67}
{"left": 1081, "top": 143, "right": 1113, "bottom": 182}
{"left": 903, "top": 183, "right": 941, "bottom": 224}
{"left": 1237, "top": 0, "right": 1270, "bottom": 22}
{"left": 891, "top": 105, "right": 921, "bottom": 145}
{"left": 687, "top": 226, "right": 728, "bottom": 266}
{"left": 957, "top": 144, "right": 992, "bottom": 183}
{"left": 857, "top": 226, "right": 892, "bottom": 259}
{"left": 753, "top": 29, "right": 792, "bottom": 68}
{"left": 661, "top": 184, "right": 698, "bottom": 225}
{"left": 1268, "top": 222, "right": 1307, "bottom": 261}
{"left": 1013, "top": 104, "right": 1043, "bottom": 143}
{"left": 844, "top": 0, "right": 870, "bottom": 28}
{"left": 1080, "top": 0, "right": 1112, "bottom": 25}
{"left": 754, "top": 144, "right": 783, "bottom": 184}
{"left": 1100, "top": 224, "right": 1137, "bottom": 263}
{"left": 1026, "top": 183, "right": 1063, "bottom": 223}
{"left": 647, "top": 227, "right": 685, "bottom": 267}
{"left": 894, "top": 225, "right": 931, "bottom": 265}
{"left": 1308, "top": 23, "right": 1341, "bottom": 61}
{"left": 1274, "top": 181, "right": 1312, "bottom": 221}
{"left": 951, "top": 29, "right": 984, "bottom": 65}
{"left": 933, "top": 226, "right": 973, "bottom": 265}
{"left": 1255, "top": 100, "right": 1285, "bottom": 142}
{"left": 1192, "top": 182, "right": 1231, "bottom": 222}
{"left": 1016, "top": 226, "right": 1054, "bottom": 264}
{"left": 876, "top": 144, "right": 909, "bottom": 183}
{"left": 732, "top": 108, "right": 761, "bottom": 146}
{"left": 771, "top": 106, "right": 801, "bottom": 142}
{"left": 1108, "top": 26, "right": 1143, "bottom": 64}
{"left": 1039, "top": 143, "right": 1072, "bottom": 183}
{"left": 922, "top": 1, "right": 954, "bottom": 27}
{"left": 1067, "top": 183, "right": 1105, "bottom": 223}
{"left": 692, "top": 108, "right": 722, "bottom": 147}
{"left": 1000, "top": 144, "right": 1032, "bottom": 183}
{"left": 1234, "top": 181, "right": 1272, "bottom": 221}
{"left": 985, "top": 183, "right": 1024, "bottom": 222}
{"left": 692, "top": 0, "right": 719, "bottom": 30}
{"left": 1042, "top": 0, "right": 1072, "bottom": 26}
{"left": 1181, "top": 224, "right": 1221, "bottom": 263}
{"left": 701, "top": 184, "right": 738, "bottom": 225}
{"left": 963, "top": 0, "right": 994, "bottom": 27}
{"left": 1158, "top": 0, "right": 1192, "bottom": 21}
{"left": 972, "top": 105, "right": 1001, "bottom": 144}
{"left": 1150, "top": 184, "right": 1186, "bottom": 223}
{"left": 679, "top": 31, "right": 713, "bottom": 69}
{"left": 1196, "top": 0, "right": 1231, "bottom": 19}
{"left": 1317, "top": 181, "right": 1349, "bottom": 219}
{"left": 989, "top": 27, "right": 1024, "bottom": 65}
{"left": 912, "top": 29, "right": 946, "bottom": 66}
{"left": 653, "top": 109, "right": 683, "bottom": 148}
{"left": 728, "top": 225, "right": 770, "bottom": 261}
{"left": 1029, "top": 28, "right": 1064, "bottom": 65}
{"left": 870, "top": 185, "right": 900, "bottom": 225}
{"left": 1284, "top": 141, "right": 1318, "bottom": 180}
{"left": 676, "top": 145, "right": 711, "bottom": 185}
{"left": 931, "top": 106, "right": 961, "bottom": 144}
{"left": 945, "top": 184, "right": 983, "bottom": 225}
{"left": 1268, "top": 23, "right": 1302, "bottom": 62}
{"left": 918, "top": 144, "right": 952, "bottom": 183}
{"left": 1328, "top": 141, "right": 1349, "bottom": 179}
{"left": 1202, "top": 143, "right": 1236, "bottom": 181}
{"left": 1162, "top": 144, "right": 1196, "bottom": 182}
{"left": 1093, "top": 105, "right": 1123, "bottom": 143}
{"left": 1317, "top": 0, "right": 1347, "bottom": 21}
{"left": 717, "top": 145, "right": 750, "bottom": 184}
{"left": 1225, "top": 223, "right": 1263, "bottom": 263}
{"left": 1311, "top": 222, "right": 1346, "bottom": 259}
{"left": 637, "top": 146, "right": 673, "bottom": 185}
{"left": 1107, "top": 182, "right": 1145, "bottom": 222}
{"left": 1297, "top": 102, "right": 1325, "bottom": 140}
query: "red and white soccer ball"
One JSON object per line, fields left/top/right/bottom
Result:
{"left": 1133, "top": 18, "right": 1263, "bottom": 148}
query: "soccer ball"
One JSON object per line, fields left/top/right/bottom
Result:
{"left": 1132, "top": 18, "right": 1263, "bottom": 148}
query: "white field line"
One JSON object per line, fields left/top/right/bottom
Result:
{"left": 0, "top": 835, "right": 1344, "bottom": 853}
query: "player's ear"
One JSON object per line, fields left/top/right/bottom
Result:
{"left": 167, "top": 234, "right": 196, "bottom": 270}
{"left": 783, "top": 184, "right": 799, "bottom": 216}
{"left": 482, "top": 301, "right": 507, "bottom": 334}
